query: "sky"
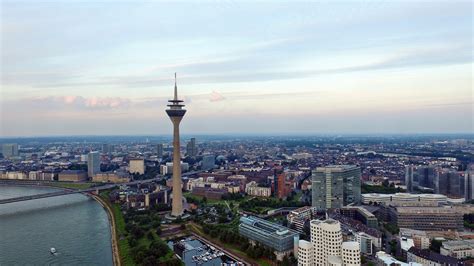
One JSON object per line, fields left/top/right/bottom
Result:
{"left": 0, "top": 0, "right": 472, "bottom": 137}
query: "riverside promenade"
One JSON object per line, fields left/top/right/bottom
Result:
{"left": 91, "top": 194, "right": 121, "bottom": 266}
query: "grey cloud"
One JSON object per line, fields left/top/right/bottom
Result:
{"left": 25, "top": 41, "right": 471, "bottom": 90}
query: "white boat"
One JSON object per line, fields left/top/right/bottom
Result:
{"left": 50, "top": 248, "right": 57, "bottom": 254}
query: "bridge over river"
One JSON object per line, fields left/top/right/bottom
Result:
{"left": 0, "top": 170, "right": 203, "bottom": 205}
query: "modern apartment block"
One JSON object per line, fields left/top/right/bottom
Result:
{"left": 239, "top": 216, "right": 299, "bottom": 259}
{"left": 287, "top": 206, "right": 316, "bottom": 233}
{"left": 298, "top": 219, "right": 361, "bottom": 266}
{"left": 312, "top": 165, "right": 361, "bottom": 210}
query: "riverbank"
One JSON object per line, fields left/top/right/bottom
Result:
{"left": 91, "top": 194, "right": 121, "bottom": 266}
{"left": 0, "top": 185, "right": 113, "bottom": 265}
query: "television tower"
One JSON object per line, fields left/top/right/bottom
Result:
{"left": 166, "top": 73, "right": 186, "bottom": 217}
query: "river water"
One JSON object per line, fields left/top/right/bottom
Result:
{"left": 0, "top": 185, "right": 113, "bottom": 265}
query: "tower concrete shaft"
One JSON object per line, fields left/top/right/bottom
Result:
{"left": 166, "top": 73, "right": 186, "bottom": 217}
{"left": 170, "top": 116, "right": 183, "bottom": 216}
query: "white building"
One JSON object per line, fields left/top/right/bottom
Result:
{"left": 298, "top": 219, "right": 361, "bottom": 266}
{"left": 287, "top": 206, "right": 316, "bottom": 233}
{"left": 355, "top": 232, "right": 379, "bottom": 255}
{"left": 245, "top": 181, "right": 271, "bottom": 197}
{"left": 1, "top": 171, "right": 27, "bottom": 180}
{"left": 292, "top": 152, "right": 313, "bottom": 160}
{"left": 341, "top": 242, "right": 361, "bottom": 266}
{"left": 440, "top": 240, "right": 474, "bottom": 259}
{"left": 376, "top": 251, "right": 422, "bottom": 266}
{"left": 297, "top": 240, "right": 312, "bottom": 266}
{"left": 129, "top": 159, "right": 145, "bottom": 175}
{"left": 162, "top": 162, "right": 189, "bottom": 175}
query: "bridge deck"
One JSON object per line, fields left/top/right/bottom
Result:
{"left": 0, "top": 170, "right": 203, "bottom": 204}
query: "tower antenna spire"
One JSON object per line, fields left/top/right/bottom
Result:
{"left": 174, "top": 72, "right": 178, "bottom": 100}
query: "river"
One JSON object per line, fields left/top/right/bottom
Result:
{"left": 0, "top": 185, "right": 113, "bottom": 265}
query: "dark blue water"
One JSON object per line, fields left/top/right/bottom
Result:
{"left": 0, "top": 186, "right": 113, "bottom": 265}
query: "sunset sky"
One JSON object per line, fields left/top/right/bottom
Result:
{"left": 1, "top": 0, "right": 472, "bottom": 136}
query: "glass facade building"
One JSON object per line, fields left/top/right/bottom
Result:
{"left": 312, "top": 165, "right": 361, "bottom": 210}
{"left": 239, "top": 216, "right": 298, "bottom": 252}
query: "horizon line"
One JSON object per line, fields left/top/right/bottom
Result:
{"left": 1, "top": 132, "right": 473, "bottom": 139}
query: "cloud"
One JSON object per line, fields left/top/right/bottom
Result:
{"left": 209, "top": 91, "right": 225, "bottom": 102}
{"left": 23, "top": 40, "right": 471, "bottom": 90}
{"left": 28, "top": 96, "right": 132, "bottom": 109}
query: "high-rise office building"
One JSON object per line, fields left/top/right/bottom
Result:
{"left": 87, "top": 151, "right": 100, "bottom": 178}
{"left": 186, "top": 137, "right": 197, "bottom": 157}
{"left": 101, "top": 143, "right": 114, "bottom": 154}
{"left": 201, "top": 154, "right": 215, "bottom": 170}
{"left": 405, "top": 165, "right": 439, "bottom": 192}
{"left": 417, "top": 166, "right": 436, "bottom": 189}
{"left": 156, "top": 143, "right": 164, "bottom": 158}
{"left": 166, "top": 73, "right": 186, "bottom": 217}
{"left": 1, "top": 143, "right": 19, "bottom": 158}
{"left": 437, "top": 169, "right": 462, "bottom": 197}
{"left": 298, "top": 219, "right": 360, "bottom": 265}
{"left": 405, "top": 165, "right": 415, "bottom": 192}
{"left": 465, "top": 165, "right": 474, "bottom": 201}
{"left": 312, "top": 165, "right": 361, "bottom": 210}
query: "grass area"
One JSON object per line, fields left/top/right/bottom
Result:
{"left": 183, "top": 192, "right": 221, "bottom": 204}
{"left": 361, "top": 184, "right": 403, "bottom": 194}
{"left": 100, "top": 191, "right": 135, "bottom": 266}
{"left": 112, "top": 204, "right": 135, "bottom": 266}
{"left": 48, "top": 182, "right": 96, "bottom": 190}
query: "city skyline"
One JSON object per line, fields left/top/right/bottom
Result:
{"left": 1, "top": 0, "right": 473, "bottom": 136}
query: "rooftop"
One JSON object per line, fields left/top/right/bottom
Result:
{"left": 442, "top": 239, "right": 474, "bottom": 249}
{"left": 315, "top": 165, "right": 360, "bottom": 172}
{"left": 240, "top": 216, "right": 298, "bottom": 239}
{"left": 408, "top": 247, "right": 459, "bottom": 265}
{"left": 395, "top": 206, "right": 461, "bottom": 214}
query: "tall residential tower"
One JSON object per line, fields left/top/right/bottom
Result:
{"left": 166, "top": 73, "right": 186, "bottom": 217}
